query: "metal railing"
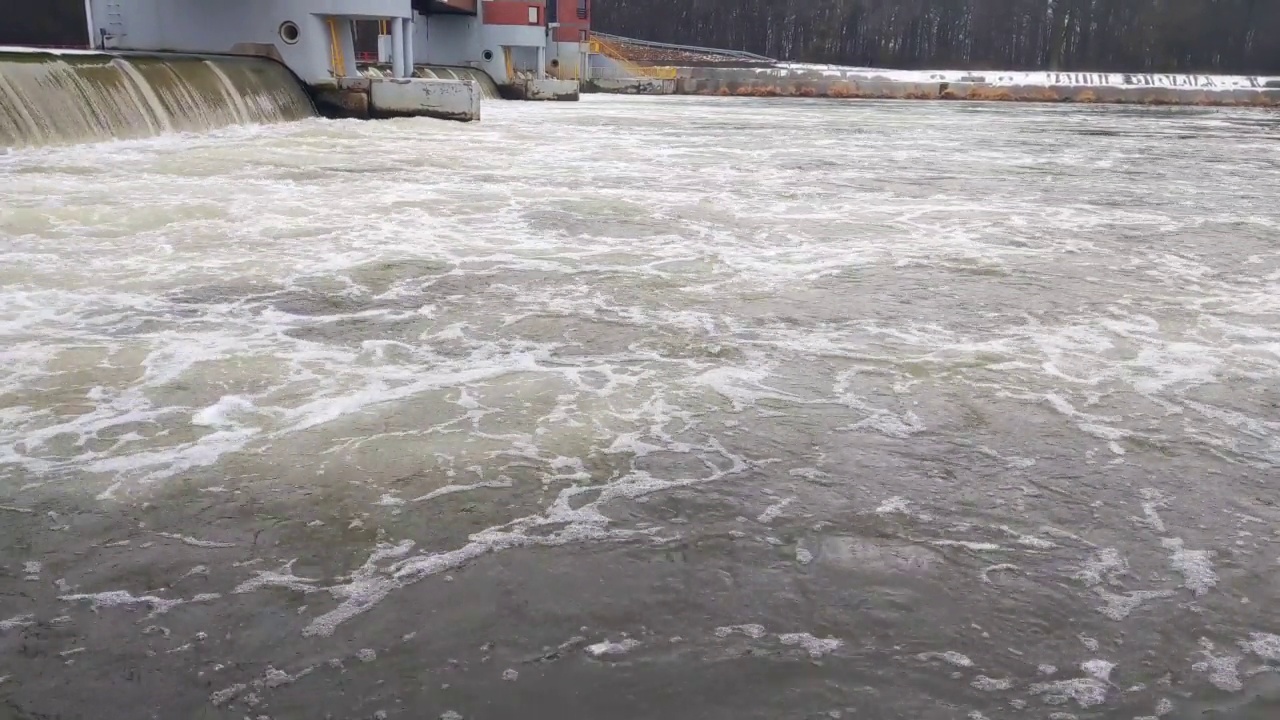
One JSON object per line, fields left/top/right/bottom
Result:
{"left": 587, "top": 63, "right": 676, "bottom": 81}
{"left": 590, "top": 35, "right": 680, "bottom": 79}
{"left": 590, "top": 31, "right": 773, "bottom": 63}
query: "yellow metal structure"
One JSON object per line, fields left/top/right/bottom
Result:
{"left": 590, "top": 34, "right": 676, "bottom": 79}
{"left": 328, "top": 18, "right": 347, "bottom": 77}
{"left": 503, "top": 47, "right": 516, "bottom": 82}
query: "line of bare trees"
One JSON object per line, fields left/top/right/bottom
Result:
{"left": 594, "top": 0, "right": 1280, "bottom": 74}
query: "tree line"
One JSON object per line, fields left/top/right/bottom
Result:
{"left": 594, "top": 0, "right": 1280, "bottom": 74}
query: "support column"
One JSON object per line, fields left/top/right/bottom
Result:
{"left": 537, "top": 45, "right": 546, "bottom": 80}
{"left": 403, "top": 16, "right": 415, "bottom": 77}
{"left": 391, "top": 17, "right": 405, "bottom": 78}
{"left": 84, "top": 0, "right": 98, "bottom": 49}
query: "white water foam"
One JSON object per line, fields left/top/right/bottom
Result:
{"left": 971, "top": 675, "right": 1013, "bottom": 691}
{"left": 411, "top": 481, "right": 514, "bottom": 503}
{"left": 1240, "top": 632, "right": 1280, "bottom": 661}
{"left": 59, "top": 590, "right": 221, "bottom": 617}
{"left": 930, "top": 540, "right": 1003, "bottom": 551}
{"left": 1161, "top": 538, "right": 1218, "bottom": 596}
{"left": 873, "top": 496, "right": 932, "bottom": 521}
{"left": 290, "top": 434, "right": 748, "bottom": 638}
{"left": 777, "top": 633, "right": 843, "bottom": 658}
{"left": 1074, "top": 548, "right": 1128, "bottom": 587}
{"left": 1093, "top": 588, "right": 1175, "bottom": 621}
{"left": 232, "top": 563, "right": 320, "bottom": 595}
{"left": 0, "top": 614, "right": 34, "bottom": 631}
{"left": 756, "top": 497, "right": 794, "bottom": 524}
{"left": 1192, "top": 641, "right": 1243, "bottom": 692}
{"left": 1081, "top": 659, "right": 1115, "bottom": 681}
{"left": 917, "top": 651, "right": 974, "bottom": 667}
{"left": 156, "top": 532, "right": 236, "bottom": 549}
{"left": 1130, "top": 489, "right": 1168, "bottom": 533}
{"left": 1029, "top": 677, "right": 1109, "bottom": 708}
{"left": 715, "top": 624, "right": 767, "bottom": 639}
{"left": 585, "top": 638, "right": 640, "bottom": 658}
{"left": 980, "top": 563, "right": 1019, "bottom": 583}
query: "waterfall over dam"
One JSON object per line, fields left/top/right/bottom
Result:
{"left": 0, "top": 50, "right": 315, "bottom": 148}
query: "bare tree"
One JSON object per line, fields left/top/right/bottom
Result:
{"left": 595, "top": 0, "right": 1280, "bottom": 73}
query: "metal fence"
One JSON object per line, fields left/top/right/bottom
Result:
{"left": 590, "top": 32, "right": 774, "bottom": 63}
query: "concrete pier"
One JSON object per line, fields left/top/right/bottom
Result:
{"left": 500, "top": 77, "right": 580, "bottom": 101}
{"left": 585, "top": 77, "right": 676, "bottom": 95}
{"left": 312, "top": 77, "right": 481, "bottom": 122}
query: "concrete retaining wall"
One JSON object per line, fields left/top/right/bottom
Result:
{"left": 370, "top": 77, "right": 480, "bottom": 120}
{"left": 589, "top": 66, "right": 1280, "bottom": 107}
{"left": 583, "top": 77, "right": 676, "bottom": 95}
{"left": 500, "top": 77, "right": 579, "bottom": 101}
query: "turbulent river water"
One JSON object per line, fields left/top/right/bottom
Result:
{"left": 1, "top": 96, "right": 1278, "bottom": 719}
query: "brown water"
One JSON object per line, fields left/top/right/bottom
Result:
{"left": 0, "top": 96, "right": 1278, "bottom": 719}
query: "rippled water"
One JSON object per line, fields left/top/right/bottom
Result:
{"left": 2, "top": 97, "right": 1278, "bottom": 719}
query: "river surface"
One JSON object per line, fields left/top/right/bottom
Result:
{"left": 1, "top": 96, "right": 1279, "bottom": 719}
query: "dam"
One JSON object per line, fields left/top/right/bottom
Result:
{"left": 1, "top": 0, "right": 594, "bottom": 146}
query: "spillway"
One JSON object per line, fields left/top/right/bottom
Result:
{"left": 0, "top": 50, "right": 315, "bottom": 148}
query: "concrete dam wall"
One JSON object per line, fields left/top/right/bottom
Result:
{"left": 0, "top": 49, "right": 315, "bottom": 148}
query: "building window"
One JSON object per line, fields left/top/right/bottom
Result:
{"left": 577, "top": 0, "right": 587, "bottom": 20}
{"left": 546, "top": 0, "right": 558, "bottom": 24}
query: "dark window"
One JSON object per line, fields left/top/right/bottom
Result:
{"left": 577, "top": 0, "right": 587, "bottom": 20}
{"left": 546, "top": 0, "right": 557, "bottom": 24}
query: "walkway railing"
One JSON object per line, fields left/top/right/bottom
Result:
{"left": 590, "top": 35, "right": 679, "bottom": 79}
{"left": 590, "top": 32, "right": 774, "bottom": 63}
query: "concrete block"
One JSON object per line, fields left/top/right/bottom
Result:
{"left": 336, "top": 77, "right": 372, "bottom": 92}
{"left": 583, "top": 77, "right": 675, "bottom": 95}
{"left": 310, "top": 86, "right": 370, "bottom": 119}
{"left": 368, "top": 78, "right": 480, "bottom": 122}
{"left": 502, "top": 78, "right": 579, "bottom": 101}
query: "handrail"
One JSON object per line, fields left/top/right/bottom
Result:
{"left": 591, "top": 31, "right": 774, "bottom": 62}
{"left": 590, "top": 35, "right": 676, "bottom": 79}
